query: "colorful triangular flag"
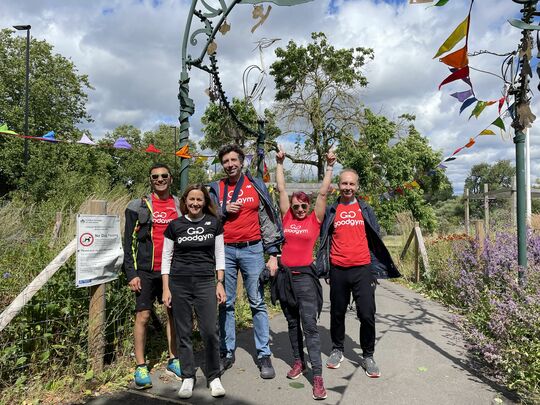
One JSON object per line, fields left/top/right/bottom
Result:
{"left": 77, "top": 134, "right": 96, "bottom": 145}
{"left": 434, "top": 16, "right": 470, "bottom": 59}
{"left": 465, "top": 138, "right": 475, "bottom": 148}
{"left": 175, "top": 144, "right": 191, "bottom": 158}
{"left": 0, "top": 123, "right": 17, "bottom": 135}
{"left": 491, "top": 117, "right": 506, "bottom": 131}
{"left": 145, "top": 144, "right": 161, "bottom": 153}
{"left": 460, "top": 97, "right": 477, "bottom": 114}
{"left": 450, "top": 89, "right": 473, "bottom": 103}
{"left": 479, "top": 129, "right": 495, "bottom": 136}
{"left": 439, "top": 66, "right": 469, "bottom": 90}
{"left": 113, "top": 137, "right": 132, "bottom": 149}
{"left": 41, "top": 131, "right": 58, "bottom": 142}
{"left": 440, "top": 46, "right": 469, "bottom": 69}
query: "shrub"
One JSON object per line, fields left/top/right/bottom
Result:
{"left": 443, "top": 232, "right": 540, "bottom": 403}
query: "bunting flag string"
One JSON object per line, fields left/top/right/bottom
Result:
{"left": 0, "top": 125, "right": 219, "bottom": 161}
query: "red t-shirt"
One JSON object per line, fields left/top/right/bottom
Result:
{"left": 151, "top": 194, "right": 178, "bottom": 271}
{"left": 281, "top": 210, "right": 321, "bottom": 267}
{"left": 330, "top": 201, "right": 371, "bottom": 267}
{"left": 219, "top": 177, "right": 261, "bottom": 243}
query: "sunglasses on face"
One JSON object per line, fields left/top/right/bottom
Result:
{"left": 150, "top": 173, "right": 170, "bottom": 180}
{"left": 292, "top": 203, "right": 308, "bottom": 210}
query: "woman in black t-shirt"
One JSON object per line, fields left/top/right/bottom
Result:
{"left": 161, "top": 184, "right": 226, "bottom": 399}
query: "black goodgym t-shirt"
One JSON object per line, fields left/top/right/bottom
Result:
{"left": 163, "top": 214, "right": 223, "bottom": 277}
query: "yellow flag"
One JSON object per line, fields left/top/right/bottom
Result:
{"left": 433, "top": 16, "right": 469, "bottom": 59}
{"left": 479, "top": 129, "right": 495, "bottom": 136}
{"left": 410, "top": 180, "right": 420, "bottom": 189}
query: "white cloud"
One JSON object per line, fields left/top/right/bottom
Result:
{"left": 1, "top": 0, "right": 537, "bottom": 193}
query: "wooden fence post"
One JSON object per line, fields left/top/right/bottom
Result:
{"left": 414, "top": 222, "right": 420, "bottom": 283}
{"left": 474, "top": 219, "right": 485, "bottom": 258}
{"left": 511, "top": 176, "right": 517, "bottom": 227}
{"left": 484, "top": 183, "right": 489, "bottom": 235}
{"left": 88, "top": 200, "right": 107, "bottom": 374}
{"left": 464, "top": 189, "right": 470, "bottom": 235}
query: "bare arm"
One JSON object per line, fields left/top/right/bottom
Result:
{"left": 275, "top": 146, "right": 289, "bottom": 216}
{"left": 314, "top": 151, "right": 337, "bottom": 222}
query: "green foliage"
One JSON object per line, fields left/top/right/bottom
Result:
{"left": 337, "top": 110, "right": 449, "bottom": 232}
{"left": 0, "top": 28, "right": 93, "bottom": 196}
{"left": 200, "top": 98, "right": 281, "bottom": 153}
{"left": 464, "top": 160, "right": 515, "bottom": 218}
{"left": 270, "top": 32, "right": 374, "bottom": 179}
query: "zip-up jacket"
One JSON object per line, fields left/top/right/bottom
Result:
{"left": 209, "top": 171, "right": 284, "bottom": 255}
{"left": 315, "top": 198, "right": 400, "bottom": 279}
{"left": 123, "top": 194, "right": 181, "bottom": 282}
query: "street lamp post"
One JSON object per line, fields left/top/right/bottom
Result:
{"left": 13, "top": 25, "right": 31, "bottom": 166}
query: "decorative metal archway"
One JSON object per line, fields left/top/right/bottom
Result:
{"left": 178, "top": 0, "right": 311, "bottom": 191}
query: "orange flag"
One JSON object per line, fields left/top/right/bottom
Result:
{"left": 175, "top": 144, "right": 192, "bottom": 159}
{"left": 465, "top": 138, "right": 475, "bottom": 148}
{"left": 439, "top": 46, "right": 469, "bottom": 69}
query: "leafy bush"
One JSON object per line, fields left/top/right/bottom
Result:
{"left": 423, "top": 231, "right": 540, "bottom": 403}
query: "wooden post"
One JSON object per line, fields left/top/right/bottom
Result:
{"left": 511, "top": 176, "right": 517, "bottom": 228}
{"left": 88, "top": 200, "right": 107, "bottom": 374}
{"left": 474, "top": 220, "right": 485, "bottom": 258}
{"left": 464, "top": 189, "right": 470, "bottom": 235}
{"left": 484, "top": 183, "right": 489, "bottom": 235}
{"left": 414, "top": 222, "right": 420, "bottom": 283}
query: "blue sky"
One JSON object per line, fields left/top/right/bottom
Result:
{"left": 1, "top": 0, "right": 537, "bottom": 193}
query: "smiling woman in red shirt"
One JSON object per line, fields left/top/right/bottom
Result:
{"left": 274, "top": 146, "right": 335, "bottom": 401}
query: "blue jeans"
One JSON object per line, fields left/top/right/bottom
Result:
{"left": 219, "top": 241, "right": 271, "bottom": 358}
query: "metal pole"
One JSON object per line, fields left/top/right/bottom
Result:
{"left": 23, "top": 28, "right": 30, "bottom": 165}
{"left": 510, "top": 0, "right": 536, "bottom": 285}
{"left": 515, "top": 129, "right": 528, "bottom": 282}
{"left": 256, "top": 119, "right": 266, "bottom": 179}
{"left": 525, "top": 128, "right": 532, "bottom": 226}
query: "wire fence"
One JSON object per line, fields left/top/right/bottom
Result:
{"left": 0, "top": 195, "right": 148, "bottom": 398}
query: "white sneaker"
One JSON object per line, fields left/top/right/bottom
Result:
{"left": 209, "top": 377, "right": 226, "bottom": 397}
{"left": 178, "top": 377, "right": 195, "bottom": 399}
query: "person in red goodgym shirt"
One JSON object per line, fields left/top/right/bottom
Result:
{"left": 274, "top": 146, "right": 335, "bottom": 401}
{"left": 208, "top": 144, "right": 284, "bottom": 380}
{"left": 123, "top": 163, "right": 182, "bottom": 389}
{"left": 316, "top": 169, "right": 400, "bottom": 379}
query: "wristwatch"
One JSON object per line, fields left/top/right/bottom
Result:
{"left": 216, "top": 279, "right": 224, "bottom": 284}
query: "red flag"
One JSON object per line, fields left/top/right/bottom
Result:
{"left": 439, "top": 66, "right": 469, "bottom": 90}
{"left": 498, "top": 97, "right": 505, "bottom": 114}
{"left": 145, "top": 144, "right": 161, "bottom": 153}
{"left": 452, "top": 146, "right": 464, "bottom": 155}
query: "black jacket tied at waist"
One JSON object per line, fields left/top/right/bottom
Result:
{"left": 271, "top": 263, "right": 323, "bottom": 318}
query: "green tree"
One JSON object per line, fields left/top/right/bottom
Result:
{"left": 200, "top": 98, "right": 281, "bottom": 152}
{"left": 0, "top": 28, "right": 93, "bottom": 195}
{"left": 269, "top": 32, "right": 374, "bottom": 179}
{"left": 337, "top": 110, "right": 449, "bottom": 232}
{"left": 101, "top": 124, "right": 208, "bottom": 194}
{"left": 464, "top": 160, "right": 516, "bottom": 218}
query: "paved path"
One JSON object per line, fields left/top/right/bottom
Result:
{"left": 88, "top": 281, "right": 516, "bottom": 405}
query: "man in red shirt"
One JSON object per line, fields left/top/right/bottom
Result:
{"left": 123, "top": 164, "right": 182, "bottom": 389}
{"left": 209, "top": 145, "right": 284, "bottom": 380}
{"left": 316, "top": 169, "right": 400, "bottom": 378}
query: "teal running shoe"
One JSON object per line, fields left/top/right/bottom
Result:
{"left": 166, "top": 358, "right": 182, "bottom": 380}
{"left": 134, "top": 365, "right": 152, "bottom": 389}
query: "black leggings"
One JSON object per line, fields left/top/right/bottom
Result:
{"left": 280, "top": 272, "right": 323, "bottom": 376}
{"left": 169, "top": 275, "right": 220, "bottom": 381}
{"left": 329, "top": 264, "right": 377, "bottom": 357}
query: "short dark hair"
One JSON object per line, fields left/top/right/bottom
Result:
{"left": 149, "top": 163, "right": 172, "bottom": 176}
{"left": 218, "top": 144, "right": 245, "bottom": 164}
